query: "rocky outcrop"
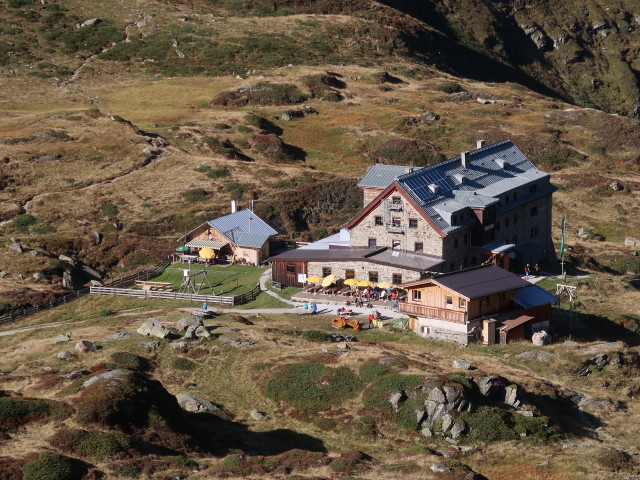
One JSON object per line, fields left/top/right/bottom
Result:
{"left": 75, "top": 340, "right": 97, "bottom": 352}
{"left": 532, "top": 331, "right": 551, "bottom": 346}
{"left": 176, "top": 315, "right": 203, "bottom": 330}
{"left": 52, "top": 332, "right": 72, "bottom": 344}
{"left": 452, "top": 359, "right": 472, "bottom": 370}
{"left": 175, "top": 393, "right": 219, "bottom": 413}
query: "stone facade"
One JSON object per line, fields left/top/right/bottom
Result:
{"left": 306, "top": 260, "right": 421, "bottom": 284}
{"left": 413, "top": 317, "right": 482, "bottom": 346}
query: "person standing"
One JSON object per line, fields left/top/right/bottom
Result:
{"left": 368, "top": 313, "right": 374, "bottom": 329}
{"left": 534, "top": 263, "right": 540, "bottom": 277}
{"left": 310, "top": 302, "right": 317, "bottom": 315}
{"left": 524, "top": 264, "right": 530, "bottom": 280}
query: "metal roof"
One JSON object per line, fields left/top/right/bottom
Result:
{"left": 184, "top": 239, "right": 228, "bottom": 250}
{"left": 515, "top": 285, "right": 558, "bottom": 308}
{"left": 391, "top": 140, "right": 553, "bottom": 234}
{"left": 209, "top": 209, "right": 277, "bottom": 237}
{"left": 299, "top": 229, "right": 351, "bottom": 250}
{"left": 357, "top": 165, "right": 419, "bottom": 189}
{"left": 224, "top": 231, "right": 271, "bottom": 249}
{"left": 498, "top": 315, "right": 535, "bottom": 331}
{"left": 411, "top": 264, "right": 532, "bottom": 299}
{"left": 366, "top": 249, "right": 444, "bottom": 272}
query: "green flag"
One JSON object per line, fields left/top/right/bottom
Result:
{"left": 560, "top": 216, "right": 566, "bottom": 260}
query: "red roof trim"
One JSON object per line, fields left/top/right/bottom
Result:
{"left": 344, "top": 182, "right": 446, "bottom": 238}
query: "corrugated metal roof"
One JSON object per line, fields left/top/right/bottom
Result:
{"left": 225, "top": 231, "right": 271, "bottom": 249}
{"left": 358, "top": 165, "right": 419, "bottom": 189}
{"left": 299, "top": 229, "right": 351, "bottom": 250}
{"left": 185, "top": 239, "right": 228, "bottom": 249}
{"left": 515, "top": 285, "right": 558, "bottom": 308}
{"left": 431, "top": 264, "right": 531, "bottom": 299}
{"left": 209, "top": 209, "right": 278, "bottom": 238}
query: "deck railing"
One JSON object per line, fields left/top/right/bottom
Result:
{"left": 399, "top": 302, "right": 467, "bottom": 324}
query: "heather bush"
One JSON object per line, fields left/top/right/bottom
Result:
{"left": 22, "top": 452, "right": 84, "bottom": 480}
{"left": 373, "top": 138, "right": 444, "bottom": 166}
{"left": 211, "top": 82, "right": 307, "bottom": 106}
{"left": 0, "top": 397, "right": 72, "bottom": 432}
{"left": 109, "top": 352, "right": 151, "bottom": 372}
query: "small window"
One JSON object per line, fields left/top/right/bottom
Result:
{"left": 459, "top": 298, "right": 467, "bottom": 308}
{"left": 482, "top": 296, "right": 490, "bottom": 306}
{"left": 322, "top": 267, "right": 332, "bottom": 277}
{"left": 345, "top": 269, "right": 355, "bottom": 279}
{"left": 392, "top": 217, "right": 401, "bottom": 227}
{"left": 446, "top": 295, "right": 453, "bottom": 305}
{"left": 392, "top": 273, "right": 402, "bottom": 285}
{"left": 368, "top": 271, "right": 379, "bottom": 283}
{"left": 368, "top": 238, "right": 377, "bottom": 248}
{"left": 409, "top": 218, "right": 418, "bottom": 228}
{"left": 392, "top": 196, "right": 401, "bottom": 205}
{"left": 392, "top": 240, "right": 401, "bottom": 250}
{"left": 375, "top": 216, "right": 383, "bottom": 226}
{"left": 530, "top": 206, "right": 538, "bottom": 217}
{"left": 286, "top": 264, "right": 295, "bottom": 273}
{"left": 414, "top": 242, "right": 423, "bottom": 252}
{"left": 412, "top": 290, "right": 422, "bottom": 301}
{"left": 530, "top": 226, "right": 538, "bottom": 239}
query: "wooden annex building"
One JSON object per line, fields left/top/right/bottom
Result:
{"left": 400, "top": 264, "right": 557, "bottom": 345}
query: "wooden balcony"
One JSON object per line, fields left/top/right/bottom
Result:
{"left": 399, "top": 302, "right": 467, "bottom": 324}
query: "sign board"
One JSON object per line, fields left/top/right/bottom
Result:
{"left": 297, "top": 273, "right": 307, "bottom": 283}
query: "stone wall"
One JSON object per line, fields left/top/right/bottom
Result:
{"left": 413, "top": 317, "right": 482, "bottom": 346}
{"left": 307, "top": 260, "right": 421, "bottom": 284}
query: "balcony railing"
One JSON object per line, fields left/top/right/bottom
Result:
{"left": 386, "top": 226, "right": 404, "bottom": 234}
{"left": 399, "top": 302, "right": 467, "bottom": 324}
{"left": 388, "top": 204, "right": 403, "bottom": 211}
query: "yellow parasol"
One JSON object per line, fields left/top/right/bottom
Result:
{"left": 357, "top": 280, "right": 374, "bottom": 287}
{"left": 344, "top": 278, "right": 360, "bottom": 286}
{"left": 376, "top": 282, "right": 394, "bottom": 289}
{"left": 199, "top": 248, "right": 216, "bottom": 259}
{"left": 306, "top": 275, "right": 323, "bottom": 283}
{"left": 321, "top": 274, "right": 336, "bottom": 287}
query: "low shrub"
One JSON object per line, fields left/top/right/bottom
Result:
{"left": 0, "top": 397, "right": 72, "bottom": 432}
{"left": 513, "top": 414, "right": 562, "bottom": 443}
{"left": 184, "top": 188, "right": 208, "bottom": 203}
{"left": 302, "top": 73, "right": 345, "bottom": 101}
{"left": 22, "top": 452, "right": 85, "bottom": 480}
{"left": 112, "top": 464, "right": 140, "bottom": 478}
{"left": 109, "top": 352, "right": 151, "bottom": 372}
{"left": 253, "top": 134, "right": 300, "bottom": 163}
{"left": 458, "top": 406, "right": 516, "bottom": 442}
{"left": 12, "top": 214, "right": 37, "bottom": 232}
{"left": 373, "top": 139, "right": 444, "bottom": 166}
{"left": 264, "top": 362, "right": 363, "bottom": 413}
{"left": 99, "top": 308, "right": 115, "bottom": 317}
{"left": 435, "top": 81, "right": 464, "bottom": 93}
{"left": 224, "top": 182, "right": 247, "bottom": 200}
{"left": 301, "top": 330, "right": 330, "bottom": 342}
{"left": 358, "top": 361, "right": 392, "bottom": 382}
{"left": 614, "top": 257, "right": 640, "bottom": 276}
{"left": 100, "top": 203, "right": 119, "bottom": 216}
{"left": 530, "top": 149, "right": 581, "bottom": 171}
{"left": 172, "top": 358, "right": 197, "bottom": 371}
{"left": 597, "top": 449, "right": 636, "bottom": 472}
{"left": 362, "top": 373, "right": 422, "bottom": 410}
{"left": 206, "top": 167, "right": 231, "bottom": 179}
{"left": 50, "top": 428, "right": 133, "bottom": 461}
{"left": 211, "top": 82, "right": 307, "bottom": 106}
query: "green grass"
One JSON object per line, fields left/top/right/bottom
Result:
{"left": 232, "top": 291, "right": 289, "bottom": 309}
{"left": 150, "top": 264, "right": 266, "bottom": 295}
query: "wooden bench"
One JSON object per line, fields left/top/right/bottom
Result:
{"left": 134, "top": 280, "right": 174, "bottom": 291}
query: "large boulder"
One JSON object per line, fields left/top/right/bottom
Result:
{"left": 137, "top": 318, "right": 170, "bottom": 339}
{"left": 532, "top": 331, "right": 550, "bottom": 346}
{"left": 105, "top": 331, "right": 132, "bottom": 341}
{"left": 8, "top": 241, "right": 22, "bottom": 254}
{"left": 75, "top": 340, "right": 97, "bottom": 353}
{"left": 176, "top": 315, "right": 203, "bottom": 330}
{"left": 452, "top": 359, "right": 472, "bottom": 370}
{"left": 52, "top": 332, "right": 72, "bottom": 344}
{"left": 57, "top": 351, "right": 74, "bottom": 359}
{"left": 82, "top": 369, "right": 128, "bottom": 388}
{"left": 388, "top": 391, "right": 406, "bottom": 411}
{"left": 175, "top": 393, "right": 218, "bottom": 413}
{"left": 476, "top": 375, "right": 505, "bottom": 400}
{"left": 183, "top": 325, "right": 197, "bottom": 341}
{"left": 451, "top": 421, "right": 466, "bottom": 439}
{"left": 194, "top": 326, "right": 211, "bottom": 338}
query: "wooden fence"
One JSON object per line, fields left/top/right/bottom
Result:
{"left": 89, "top": 284, "right": 261, "bottom": 306}
{"left": 0, "top": 260, "right": 171, "bottom": 326}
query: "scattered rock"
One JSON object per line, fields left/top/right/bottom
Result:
{"left": 476, "top": 375, "right": 505, "bottom": 399}
{"left": 75, "top": 340, "right": 97, "bottom": 353}
{"left": 52, "top": 332, "right": 72, "bottom": 344}
{"left": 421, "top": 427, "right": 432, "bottom": 437}
{"left": 93, "top": 232, "right": 102, "bottom": 245}
{"left": 593, "top": 353, "right": 609, "bottom": 367}
{"left": 516, "top": 410, "right": 534, "bottom": 417}
{"left": 610, "top": 181, "right": 622, "bottom": 191}
{"left": 194, "top": 326, "right": 211, "bottom": 338}
{"left": 59, "top": 369, "right": 90, "bottom": 379}
{"left": 57, "top": 351, "right": 74, "bottom": 359}
{"left": 183, "top": 325, "right": 197, "bottom": 341}
{"left": 516, "top": 350, "right": 555, "bottom": 361}
{"left": 504, "top": 384, "right": 522, "bottom": 407}
{"left": 138, "top": 341, "right": 160, "bottom": 350}
{"left": 33, "top": 272, "right": 47, "bottom": 281}
{"left": 137, "top": 318, "right": 170, "bottom": 339}
{"left": 532, "top": 330, "right": 551, "bottom": 346}
{"left": 562, "top": 441, "right": 592, "bottom": 449}
{"left": 105, "top": 331, "right": 132, "bottom": 341}
{"left": 58, "top": 254, "right": 75, "bottom": 265}
{"left": 80, "top": 18, "right": 101, "bottom": 27}
{"left": 32, "top": 155, "right": 58, "bottom": 163}
{"left": 80, "top": 264, "right": 102, "bottom": 280}
{"left": 389, "top": 391, "right": 406, "bottom": 411}
{"left": 176, "top": 393, "right": 218, "bottom": 413}
{"left": 249, "top": 409, "right": 266, "bottom": 421}
{"left": 89, "top": 280, "right": 103, "bottom": 287}
{"left": 625, "top": 237, "right": 640, "bottom": 247}
{"left": 452, "top": 359, "right": 472, "bottom": 370}
{"left": 441, "top": 413, "right": 453, "bottom": 432}
{"left": 477, "top": 97, "right": 496, "bottom": 104}
{"left": 170, "top": 341, "right": 187, "bottom": 351}
{"left": 29, "top": 249, "right": 41, "bottom": 256}
{"left": 422, "top": 111, "right": 439, "bottom": 121}
{"left": 451, "top": 421, "right": 466, "bottom": 439}
{"left": 430, "top": 463, "right": 452, "bottom": 473}
{"left": 219, "top": 336, "right": 256, "bottom": 348}
{"left": 580, "top": 399, "right": 612, "bottom": 410}
{"left": 14, "top": 345, "right": 31, "bottom": 352}
{"left": 0, "top": 271, "right": 8, "bottom": 278}
{"left": 8, "top": 241, "right": 22, "bottom": 254}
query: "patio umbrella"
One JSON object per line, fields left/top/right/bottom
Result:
{"left": 357, "top": 280, "right": 374, "bottom": 287}
{"left": 321, "top": 274, "right": 336, "bottom": 287}
{"left": 199, "top": 247, "right": 216, "bottom": 259}
{"left": 344, "top": 278, "right": 360, "bottom": 286}
{"left": 306, "top": 275, "right": 323, "bottom": 283}
{"left": 376, "top": 282, "right": 394, "bottom": 289}
{"left": 176, "top": 245, "right": 189, "bottom": 252}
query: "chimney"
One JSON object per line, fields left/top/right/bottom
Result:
{"left": 477, "top": 139, "right": 485, "bottom": 149}
{"left": 231, "top": 200, "right": 237, "bottom": 213}
{"left": 461, "top": 151, "right": 469, "bottom": 169}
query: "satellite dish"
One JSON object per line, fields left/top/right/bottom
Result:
{"left": 508, "top": 251, "right": 516, "bottom": 259}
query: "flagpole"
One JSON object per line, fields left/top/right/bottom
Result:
{"left": 560, "top": 215, "right": 566, "bottom": 281}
